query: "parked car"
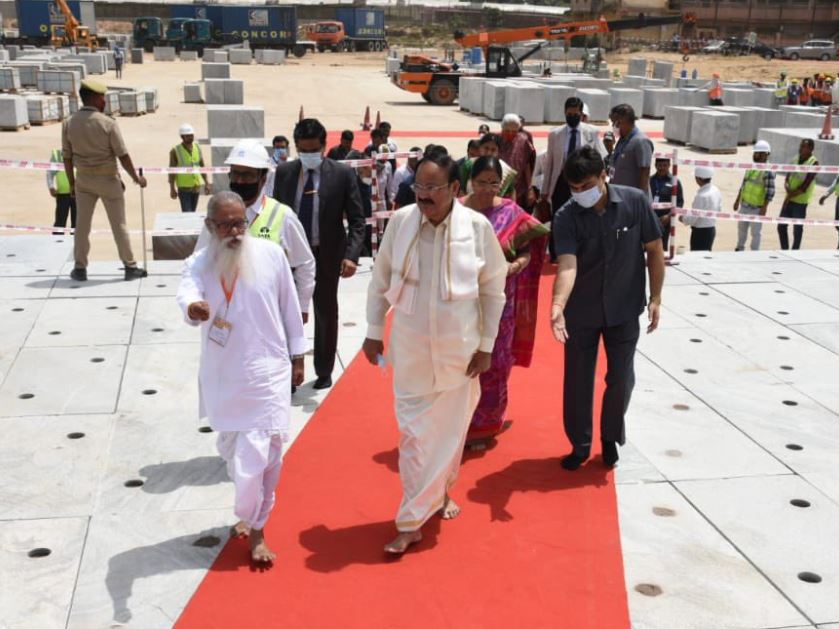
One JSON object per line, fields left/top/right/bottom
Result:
{"left": 721, "top": 37, "right": 780, "bottom": 59}
{"left": 780, "top": 40, "right": 837, "bottom": 61}
{"left": 701, "top": 39, "right": 725, "bottom": 54}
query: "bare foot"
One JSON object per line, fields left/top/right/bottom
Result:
{"left": 249, "top": 529, "right": 276, "bottom": 564}
{"left": 384, "top": 530, "right": 422, "bottom": 555}
{"left": 230, "top": 520, "right": 250, "bottom": 538}
{"left": 440, "top": 494, "right": 461, "bottom": 520}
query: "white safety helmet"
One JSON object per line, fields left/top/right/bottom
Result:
{"left": 695, "top": 165, "right": 715, "bottom": 179}
{"left": 179, "top": 123, "right": 195, "bottom": 136}
{"left": 225, "top": 139, "right": 271, "bottom": 169}
{"left": 753, "top": 140, "right": 771, "bottom": 154}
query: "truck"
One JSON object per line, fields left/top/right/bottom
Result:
{"left": 306, "top": 7, "right": 387, "bottom": 53}
{"left": 132, "top": 16, "right": 214, "bottom": 54}
{"left": 7, "top": 0, "right": 98, "bottom": 47}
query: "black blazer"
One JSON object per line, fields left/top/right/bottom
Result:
{"left": 272, "top": 157, "right": 366, "bottom": 269}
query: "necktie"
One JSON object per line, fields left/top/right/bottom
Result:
{"left": 299, "top": 169, "right": 315, "bottom": 243}
{"left": 568, "top": 128, "right": 577, "bottom": 156}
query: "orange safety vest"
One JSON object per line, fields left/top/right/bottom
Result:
{"left": 709, "top": 80, "right": 722, "bottom": 100}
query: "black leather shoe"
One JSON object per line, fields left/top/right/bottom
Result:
{"left": 313, "top": 376, "right": 332, "bottom": 390}
{"left": 602, "top": 440, "right": 619, "bottom": 468}
{"left": 124, "top": 266, "right": 148, "bottom": 281}
{"left": 560, "top": 451, "right": 588, "bottom": 471}
{"left": 70, "top": 268, "right": 87, "bottom": 282}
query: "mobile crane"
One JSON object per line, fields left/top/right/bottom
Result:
{"left": 394, "top": 14, "right": 685, "bottom": 105}
{"left": 50, "top": 0, "right": 98, "bottom": 49}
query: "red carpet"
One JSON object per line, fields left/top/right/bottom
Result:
{"left": 176, "top": 270, "right": 630, "bottom": 629}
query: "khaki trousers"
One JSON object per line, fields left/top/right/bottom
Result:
{"left": 74, "top": 173, "right": 136, "bottom": 269}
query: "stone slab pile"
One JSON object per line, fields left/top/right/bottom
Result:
{"left": 505, "top": 82, "right": 544, "bottom": 124}
{"left": 229, "top": 49, "right": 252, "bottom": 65}
{"left": 46, "top": 62, "right": 87, "bottom": 79}
{"left": 142, "top": 88, "right": 159, "bottom": 112}
{"left": 577, "top": 88, "right": 610, "bottom": 122}
{"left": 54, "top": 94, "right": 71, "bottom": 119}
{"left": 184, "top": 82, "right": 203, "bottom": 103}
{"left": 153, "top": 47, "right": 177, "bottom": 62}
{"left": 70, "top": 53, "right": 106, "bottom": 74}
{"left": 204, "top": 79, "right": 244, "bottom": 105}
{"left": 642, "top": 88, "right": 679, "bottom": 118}
{"left": 118, "top": 91, "right": 147, "bottom": 115}
{"left": 0, "top": 94, "right": 28, "bottom": 129}
{"left": 689, "top": 111, "right": 739, "bottom": 152}
{"left": 36, "top": 70, "right": 80, "bottom": 95}
{"left": 25, "top": 95, "right": 61, "bottom": 124}
{"left": 201, "top": 63, "right": 231, "bottom": 80}
{"left": 5, "top": 63, "right": 42, "bottom": 87}
{"left": 0, "top": 67, "right": 21, "bottom": 91}
{"left": 664, "top": 106, "right": 705, "bottom": 144}
{"left": 131, "top": 48, "right": 144, "bottom": 64}
{"left": 104, "top": 91, "right": 120, "bottom": 115}
{"left": 6, "top": 45, "right": 20, "bottom": 61}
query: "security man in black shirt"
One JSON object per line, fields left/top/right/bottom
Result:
{"left": 551, "top": 146, "right": 665, "bottom": 471}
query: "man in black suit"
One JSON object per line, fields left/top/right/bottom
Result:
{"left": 273, "top": 118, "right": 366, "bottom": 389}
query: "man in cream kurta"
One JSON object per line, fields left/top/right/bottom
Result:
{"left": 177, "top": 191, "right": 307, "bottom": 563}
{"left": 363, "top": 152, "right": 507, "bottom": 554}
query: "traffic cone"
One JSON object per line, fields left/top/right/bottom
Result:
{"left": 298, "top": 106, "right": 304, "bottom": 122}
{"left": 819, "top": 106, "right": 835, "bottom": 140}
{"left": 362, "top": 106, "right": 371, "bottom": 130}
{"left": 374, "top": 110, "right": 381, "bottom": 129}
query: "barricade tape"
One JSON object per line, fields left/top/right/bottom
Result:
{"left": 0, "top": 151, "right": 423, "bottom": 174}
{"left": 672, "top": 207, "right": 839, "bottom": 227}
{"left": 652, "top": 151, "right": 839, "bottom": 175}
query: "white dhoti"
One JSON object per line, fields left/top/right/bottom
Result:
{"left": 395, "top": 379, "right": 480, "bottom": 531}
{"left": 217, "top": 430, "right": 285, "bottom": 530}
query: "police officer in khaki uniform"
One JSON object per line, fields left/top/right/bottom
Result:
{"left": 61, "top": 79, "right": 148, "bottom": 282}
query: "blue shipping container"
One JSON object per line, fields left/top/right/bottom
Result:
{"left": 209, "top": 6, "right": 297, "bottom": 46}
{"left": 169, "top": 4, "right": 210, "bottom": 21}
{"left": 15, "top": 0, "right": 96, "bottom": 38}
{"left": 335, "top": 7, "right": 385, "bottom": 40}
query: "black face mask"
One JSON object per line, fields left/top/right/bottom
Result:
{"left": 229, "top": 181, "right": 260, "bottom": 204}
{"left": 566, "top": 114, "right": 581, "bottom": 128}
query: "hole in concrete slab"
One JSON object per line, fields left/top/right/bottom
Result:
{"left": 27, "top": 548, "right": 51, "bottom": 558}
{"left": 780, "top": 365, "right": 794, "bottom": 371}
{"left": 11, "top": 307, "right": 24, "bottom": 312}
{"left": 106, "top": 306, "right": 118, "bottom": 310}
{"left": 151, "top": 328, "right": 165, "bottom": 332}
{"left": 67, "top": 432, "right": 85, "bottom": 439}
{"left": 782, "top": 400, "right": 798, "bottom": 407}
{"left": 772, "top": 271, "right": 782, "bottom": 275}
{"left": 156, "top": 284, "right": 167, "bottom": 288}
{"left": 777, "top": 311, "right": 789, "bottom": 315}
{"left": 36, "top": 269, "right": 46, "bottom": 272}
{"left": 198, "top": 426, "right": 213, "bottom": 433}
{"left": 703, "top": 256, "right": 712, "bottom": 260}
{"left": 790, "top": 499, "right": 811, "bottom": 508}
{"left": 70, "top": 285, "right": 80, "bottom": 289}
{"left": 653, "top": 507, "right": 677, "bottom": 517}
{"left": 769, "top": 255, "right": 779, "bottom": 259}
{"left": 786, "top": 443, "right": 804, "bottom": 451}
{"left": 635, "top": 583, "right": 663, "bottom": 597}
{"left": 701, "top": 272, "right": 711, "bottom": 276}
{"left": 673, "top": 403, "right": 690, "bottom": 411}
{"left": 193, "top": 535, "right": 221, "bottom": 548}
{"left": 698, "top": 292, "right": 710, "bottom": 296}
{"left": 689, "top": 338, "right": 703, "bottom": 343}
{"left": 777, "top": 335, "right": 790, "bottom": 340}
{"left": 48, "top": 330, "right": 61, "bottom": 335}
{"left": 165, "top": 227, "right": 173, "bottom": 231}
{"left": 124, "top": 479, "right": 144, "bottom": 488}
{"left": 6, "top": 253, "right": 15, "bottom": 257}
{"left": 142, "top": 389, "right": 157, "bottom": 396}
{"left": 665, "top": 449, "right": 682, "bottom": 457}
{"left": 18, "top": 393, "right": 34, "bottom": 400}
{"left": 342, "top": 322, "right": 357, "bottom": 327}
{"left": 775, "top": 290, "right": 786, "bottom": 294}
{"left": 798, "top": 572, "right": 822, "bottom": 584}
{"left": 56, "top": 240, "right": 63, "bottom": 243}
{"left": 90, "top": 357, "right": 105, "bottom": 363}
{"left": 683, "top": 368, "right": 698, "bottom": 374}
{"left": 695, "top": 313, "right": 707, "bottom": 318}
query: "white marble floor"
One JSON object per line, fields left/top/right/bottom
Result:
{"left": 2, "top": 239, "right": 839, "bottom": 629}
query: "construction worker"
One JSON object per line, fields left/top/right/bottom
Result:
{"left": 169, "top": 123, "right": 210, "bottom": 213}
{"left": 62, "top": 79, "right": 147, "bottom": 282}
{"left": 702, "top": 73, "right": 724, "bottom": 106}
{"left": 733, "top": 140, "right": 775, "bottom": 251}
{"left": 779, "top": 139, "right": 819, "bottom": 250}
{"left": 787, "top": 79, "right": 803, "bottom": 106}
{"left": 113, "top": 46, "right": 124, "bottom": 79}
{"left": 774, "top": 71, "right": 789, "bottom": 107}
{"left": 47, "top": 147, "right": 76, "bottom": 235}
{"left": 196, "top": 139, "right": 315, "bottom": 320}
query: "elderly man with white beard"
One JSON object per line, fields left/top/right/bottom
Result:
{"left": 177, "top": 191, "right": 306, "bottom": 564}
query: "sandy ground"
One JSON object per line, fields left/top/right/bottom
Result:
{"left": 2, "top": 50, "right": 838, "bottom": 262}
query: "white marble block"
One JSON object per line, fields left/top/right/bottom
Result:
{"left": 118, "top": 91, "right": 147, "bottom": 115}
{"left": 228, "top": 49, "right": 252, "bottom": 65}
{"left": 255, "top": 49, "right": 285, "bottom": 65}
{"left": 482, "top": 81, "right": 507, "bottom": 120}
{"left": 103, "top": 50, "right": 116, "bottom": 70}
{"left": 689, "top": 111, "right": 740, "bottom": 152}
{"left": 131, "top": 48, "right": 144, "bottom": 64}
{"left": 0, "top": 67, "right": 21, "bottom": 91}
{"left": 0, "top": 50, "right": 9, "bottom": 63}
{"left": 201, "top": 62, "right": 231, "bottom": 80}
{"left": 204, "top": 79, "right": 244, "bottom": 105}
{"left": 678, "top": 88, "right": 710, "bottom": 107}
{"left": 68, "top": 95, "right": 80, "bottom": 114}
{"left": 576, "top": 88, "right": 610, "bottom": 122}
{"left": 622, "top": 75, "right": 645, "bottom": 89}
{"left": 153, "top": 47, "right": 176, "bottom": 62}
{"left": 782, "top": 111, "right": 825, "bottom": 129}
{"left": 142, "top": 87, "right": 159, "bottom": 112}
{"left": 54, "top": 94, "right": 71, "bottom": 119}
{"left": 75, "top": 53, "right": 107, "bottom": 74}
{"left": 36, "top": 70, "right": 80, "bottom": 94}
{"left": 7, "top": 63, "right": 41, "bottom": 87}
{"left": 724, "top": 88, "right": 755, "bottom": 107}
{"left": 0, "top": 94, "right": 28, "bottom": 128}
{"left": 207, "top": 105, "right": 264, "bottom": 139}
{"left": 544, "top": 84, "right": 577, "bottom": 123}
{"left": 642, "top": 88, "right": 679, "bottom": 118}
{"left": 714, "top": 106, "right": 758, "bottom": 144}
{"left": 505, "top": 82, "right": 545, "bottom": 124}
{"left": 653, "top": 61, "right": 674, "bottom": 87}
{"left": 745, "top": 106, "right": 784, "bottom": 130}
{"left": 457, "top": 76, "right": 483, "bottom": 112}
{"left": 608, "top": 88, "right": 643, "bottom": 117}
{"left": 103, "top": 91, "right": 120, "bottom": 116}
{"left": 25, "top": 95, "right": 61, "bottom": 123}
{"left": 628, "top": 58, "right": 647, "bottom": 77}
{"left": 753, "top": 87, "right": 778, "bottom": 109}
{"left": 183, "top": 82, "right": 203, "bottom": 103}
{"left": 179, "top": 50, "right": 199, "bottom": 62}
{"left": 664, "top": 106, "right": 704, "bottom": 144}
{"left": 203, "top": 49, "right": 228, "bottom": 63}
{"left": 385, "top": 57, "right": 400, "bottom": 77}
{"left": 46, "top": 61, "right": 87, "bottom": 79}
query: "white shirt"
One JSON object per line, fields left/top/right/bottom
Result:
{"left": 391, "top": 164, "right": 413, "bottom": 203}
{"left": 532, "top": 151, "right": 547, "bottom": 192}
{"left": 295, "top": 163, "right": 321, "bottom": 247}
{"left": 683, "top": 183, "right": 722, "bottom": 228}
{"left": 177, "top": 237, "right": 306, "bottom": 432}
{"left": 366, "top": 204, "right": 507, "bottom": 398}
{"left": 195, "top": 195, "right": 316, "bottom": 313}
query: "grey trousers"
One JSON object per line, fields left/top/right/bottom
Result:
{"left": 736, "top": 203, "right": 763, "bottom": 251}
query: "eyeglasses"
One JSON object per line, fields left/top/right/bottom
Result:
{"left": 211, "top": 219, "right": 247, "bottom": 231}
{"left": 472, "top": 181, "right": 501, "bottom": 190}
{"left": 410, "top": 183, "right": 450, "bottom": 194}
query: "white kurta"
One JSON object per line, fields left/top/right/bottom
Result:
{"left": 366, "top": 203, "right": 507, "bottom": 531}
{"left": 683, "top": 183, "right": 722, "bottom": 228}
{"left": 177, "top": 237, "right": 307, "bottom": 433}
{"left": 195, "top": 194, "right": 316, "bottom": 313}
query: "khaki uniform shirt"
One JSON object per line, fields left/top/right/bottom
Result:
{"left": 61, "top": 106, "right": 128, "bottom": 176}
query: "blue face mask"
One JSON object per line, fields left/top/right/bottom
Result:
{"left": 299, "top": 152, "right": 323, "bottom": 170}
{"left": 274, "top": 148, "right": 288, "bottom": 162}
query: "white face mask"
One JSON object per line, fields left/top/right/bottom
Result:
{"left": 360, "top": 176, "right": 373, "bottom": 186}
{"left": 571, "top": 182, "right": 603, "bottom": 209}
{"left": 299, "top": 152, "right": 323, "bottom": 170}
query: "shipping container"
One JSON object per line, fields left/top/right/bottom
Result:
{"left": 210, "top": 6, "right": 298, "bottom": 48}
{"left": 15, "top": 0, "right": 97, "bottom": 40}
{"left": 169, "top": 4, "right": 210, "bottom": 21}
{"left": 335, "top": 8, "right": 385, "bottom": 42}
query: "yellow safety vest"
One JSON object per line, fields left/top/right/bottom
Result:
{"left": 788, "top": 155, "right": 818, "bottom": 204}
{"left": 774, "top": 80, "right": 788, "bottom": 99}
{"left": 741, "top": 169, "right": 768, "bottom": 207}
{"left": 52, "top": 149, "right": 71, "bottom": 195}
{"left": 248, "top": 197, "right": 289, "bottom": 255}
{"left": 174, "top": 143, "right": 203, "bottom": 190}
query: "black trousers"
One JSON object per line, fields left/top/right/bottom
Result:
{"left": 549, "top": 175, "right": 572, "bottom": 260}
{"left": 312, "top": 247, "right": 340, "bottom": 379}
{"left": 54, "top": 194, "right": 77, "bottom": 229}
{"left": 690, "top": 226, "right": 716, "bottom": 251}
{"left": 563, "top": 317, "right": 639, "bottom": 457}
{"left": 835, "top": 198, "right": 839, "bottom": 248}
{"left": 778, "top": 201, "right": 807, "bottom": 250}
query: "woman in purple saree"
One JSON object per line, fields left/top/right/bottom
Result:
{"left": 461, "top": 156, "right": 549, "bottom": 443}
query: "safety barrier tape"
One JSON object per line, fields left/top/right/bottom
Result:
{"left": 671, "top": 207, "right": 839, "bottom": 227}
{"left": 652, "top": 151, "right": 839, "bottom": 175}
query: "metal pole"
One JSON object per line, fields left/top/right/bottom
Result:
{"left": 139, "top": 167, "right": 148, "bottom": 272}
{"left": 667, "top": 148, "right": 680, "bottom": 266}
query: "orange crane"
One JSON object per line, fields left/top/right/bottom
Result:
{"left": 394, "top": 14, "right": 685, "bottom": 105}
{"left": 50, "top": 0, "right": 98, "bottom": 49}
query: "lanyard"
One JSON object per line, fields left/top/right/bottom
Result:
{"left": 220, "top": 273, "right": 238, "bottom": 315}
{"left": 611, "top": 128, "right": 637, "bottom": 169}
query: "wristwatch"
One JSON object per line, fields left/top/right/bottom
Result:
{"left": 290, "top": 354, "right": 305, "bottom": 361}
